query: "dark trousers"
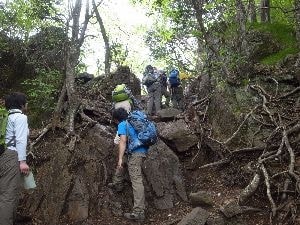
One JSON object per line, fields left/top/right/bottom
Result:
{"left": 0, "top": 150, "right": 21, "bottom": 225}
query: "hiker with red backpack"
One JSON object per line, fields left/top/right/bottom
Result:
{"left": 109, "top": 107, "right": 157, "bottom": 222}
{"left": 0, "top": 92, "right": 30, "bottom": 225}
{"left": 142, "top": 65, "right": 161, "bottom": 116}
{"left": 168, "top": 69, "right": 184, "bottom": 110}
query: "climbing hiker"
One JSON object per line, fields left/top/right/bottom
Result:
{"left": 158, "top": 70, "right": 170, "bottom": 108}
{"left": 142, "top": 65, "right": 161, "bottom": 116}
{"left": 168, "top": 69, "right": 184, "bottom": 110}
{"left": 0, "top": 92, "right": 30, "bottom": 225}
{"left": 109, "top": 107, "right": 156, "bottom": 221}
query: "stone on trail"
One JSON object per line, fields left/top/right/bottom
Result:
{"left": 177, "top": 207, "right": 209, "bottom": 225}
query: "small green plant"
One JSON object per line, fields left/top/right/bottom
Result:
{"left": 252, "top": 23, "right": 299, "bottom": 65}
{"left": 22, "top": 69, "right": 62, "bottom": 126}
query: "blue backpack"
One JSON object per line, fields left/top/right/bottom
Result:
{"left": 169, "top": 69, "right": 180, "bottom": 87}
{"left": 127, "top": 110, "right": 157, "bottom": 152}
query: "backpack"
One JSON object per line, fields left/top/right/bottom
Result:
{"left": 0, "top": 107, "right": 8, "bottom": 155}
{"left": 112, "top": 84, "right": 130, "bottom": 102}
{"left": 126, "top": 110, "right": 157, "bottom": 152}
{"left": 142, "top": 72, "right": 157, "bottom": 87}
{"left": 169, "top": 69, "right": 181, "bottom": 87}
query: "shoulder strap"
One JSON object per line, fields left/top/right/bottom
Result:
{"left": 8, "top": 111, "right": 22, "bottom": 116}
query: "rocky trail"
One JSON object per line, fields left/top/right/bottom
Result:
{"left": 15, "top": 60, "right": 300, "bottom": 225}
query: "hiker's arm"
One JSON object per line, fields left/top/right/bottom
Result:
{"left": 117, "top": 135, "right": 126, "bottom": 169}
{"left": 15, "top": 115, "right": 30, "bottom": 174}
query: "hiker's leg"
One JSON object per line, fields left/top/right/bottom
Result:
{"left": 127, "top": 153, "right": 145, "bottom": 212}
{"left": 111, "top": 155, "right": 127, "bottom": 190}
{"left": 147, "top": 91, "right": 154, "bottom": 115}
{"left": 177, "top": 86, "right": 184, "bottom": 111}
{"left": 164, "top": 88, "right": 171, "bottom": 107}
{"left": 153, "top": 86, "right": 161, "bottom": 114}
{"left": 0, "top": 150, "right": 21, "bottom": 225}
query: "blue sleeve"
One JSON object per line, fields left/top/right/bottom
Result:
{"left": 117, "top": 121, "right": 127, "bottom": 136}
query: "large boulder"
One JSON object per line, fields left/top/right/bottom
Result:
{"left": 144, "top": 139, "right": 187, "bottom": 209}
{"left": 157, "top": 120, "right": 198, "bottom": 152}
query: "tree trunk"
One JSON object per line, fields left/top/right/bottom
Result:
{"left": 191, "top": 0, "right": 233, "bottom": 82}
{"left": 92, "top": 0, "right": 111, "bottom": 75}
{"left": 61, "top": 0, "right": 90, "bottom": 134}
{"left": 236, "top": 0, "right": 247, "bottom": 53}
{"left": 260, "top": 0, "right": 270, "bottom": 22}
{"left": 295, "top": 0, "right": 300, "bottom": 46}
{"left": 248, "top": 0, "right": 257, "bottom": 23}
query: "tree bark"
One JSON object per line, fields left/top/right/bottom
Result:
{"left": 63, "top": 0, "right": 90, "bottom": 134}
{"left": 236, "top": 0, "right": 247, "bottom": 53}
{"left": 295, "top": 0, "right": 300, "bottom": 46}
{"left": 260, "top": 0, "right": 270, "bottom": 22}
{"left": 190, "top": 0, "right": 232, "bottom": 82}
{"left": 248, "top": 0, "right": 257, "bottom": 23}
{"left": 92, "top": 0, "right": 111, "bottom": 75}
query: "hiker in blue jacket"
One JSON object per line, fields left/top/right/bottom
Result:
{"left": 168, "top": 69, "right": 184, "bottom": 110}
{"left": 109, "top": 107, "right": 148, "bottom": 221}
{"left": 0, "top": 92, "right": 30, "bottom": 225}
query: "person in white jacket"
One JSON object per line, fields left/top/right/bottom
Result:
{"left": 0, "top": 92, "right": 30, "bottom": 225}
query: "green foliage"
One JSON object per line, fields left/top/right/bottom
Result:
{"left": 110, "top": 40, "right": 129, "bottom": 67}
{"left": 252, "top": 23, "right": 299, "bottom": 64}
{"left": 270, "top": 0, "right": 294, "bottom": 24}
{"left": 0, "top": 0, "right": 58, "bottom": 41}
{"left": 22, "top": 69, "right": 62, "bottom": 126}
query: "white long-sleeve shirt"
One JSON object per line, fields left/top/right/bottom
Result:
{"left": 5, "top": 109, "right": 29, "bottom": 161}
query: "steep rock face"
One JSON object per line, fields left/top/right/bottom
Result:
{"left": 24, "top": 119, "right": 188, "bottom": 224}
{"left": 144, "top": 140, "right": 187, "bottom": 209}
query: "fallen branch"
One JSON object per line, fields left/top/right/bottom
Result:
{"left": 198, "top": 158, "right": 231, "bottom": 169}
{"left": 261, "top": 164, "right": 277, "bottom": 217}
{"left": 278, "top": 86, "right": 300, "bottom": 99}
{"left": 224, "top": 106, "right": 258, "bottom": 145}
{"left": 239, "top": 173, "right": 261, "bottom": 204}
{"left": 231, "top": 146, "right": 265, "bottom": 154}
{"left": 29, "top": 124, "right": 52, "bottom": 153}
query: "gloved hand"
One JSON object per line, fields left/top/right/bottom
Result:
{"left": 114, "top": 134, "right": 120, "bottom": 145}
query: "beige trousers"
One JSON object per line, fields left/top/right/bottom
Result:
{"left": 0, "top": 150, "right": 21, "bottom": 225}
{"left": 112, "top": 153, "right": 146, "bottom": 212}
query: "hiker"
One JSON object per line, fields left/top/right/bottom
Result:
{"left": 112, "top": 83, "right": 141, "bottom": 113}
{"left": 109, "top": 108, "right": 149, "bottom": 221}
{"left": 168, "top": 69, "right": 184, "bottom": 110}
{"left": 158, "top": 70, "right": 170, "bottom": 108}
{"left": 0, "top": 92, "right": 30, "bottom": 225}
{"left": 142, "top": 65, "right": 161, "bottom": 116}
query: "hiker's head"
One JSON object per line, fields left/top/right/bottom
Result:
{"left": 112, "top": 107, "right": 128, "bottom": 123}
{"left": 5, "top": 92, "right": 27, "bottom": 111}
{"left": 145, "top": 65, "right": 153, "bottom": 74}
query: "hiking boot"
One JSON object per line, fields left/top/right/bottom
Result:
{"left": 124, "top": 211, "right": 145, "bottom": 221}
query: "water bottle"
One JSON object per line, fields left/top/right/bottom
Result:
{"left": 23, "top": 171, "right": 37, "bottom": 190}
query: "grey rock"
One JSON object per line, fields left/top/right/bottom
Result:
{"left": 220, "top": 200, "right": 243, "bottom": 218}
{"left": 189, "top": 191, "right": 214, "bottom": 207}
{"left": 177, "top": 207, "right": 209, "bottom": 225}
{"left": 157, "top": 108, "right": 182, "bottom": 119}
{"left": 157, "top": 120, "right": 198, "bottom": 152}
{"left": 144, "top": 140, "right": 187, "bottom": 209}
